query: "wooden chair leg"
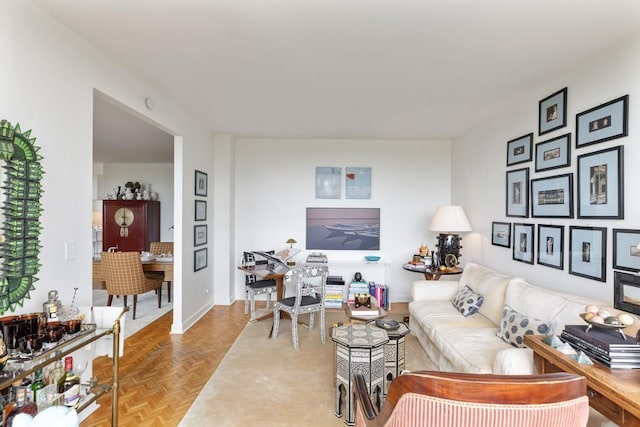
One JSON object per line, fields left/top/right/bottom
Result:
{"left": 132, "top": 295, "right": 137, "bottom": 320}
{"left": 166, "top": 281, "right": 171, "bottom": 303}
{"left": 107, "top": 295, "right": 114, "bottom": 306}
{"left": 157, "top": 287, "right": 162, "bottom": 308}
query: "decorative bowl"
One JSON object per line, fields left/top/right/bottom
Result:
{"left": 364, "top": 256, "right": 381, "bottom": 262}
{"left": 375, "top": 319, "right": 400, "bottom": 331}
{"left": 579, "top": 313, "right": 626, "bottom": 331}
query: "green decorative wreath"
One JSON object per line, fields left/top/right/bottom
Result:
{"left": 0, "top": 120, "right": 44, "bottom": 314}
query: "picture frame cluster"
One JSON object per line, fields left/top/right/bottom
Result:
{"left": 496, "top": 88, "right": 631, "bottom": 282}
{"left": 193, "top": 169, "right": 208, "bottom": 272}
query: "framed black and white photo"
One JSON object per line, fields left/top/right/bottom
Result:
{"left": 535, "top": 133, "right": 571, "bottom": 172}
{"left": 506, "top": 168, "right": 529, "bottom": 218}
{"left": 194, "top": 247, "right": 208, "bottom": 272}
{"left": 491, "top": 222, "right": 511, "bottom": 248}
{"left": 195, "top": 170, "right": 208, "bottom": 196}
{"left": 195, "top": 199, "right": 207, "bottom": 221}
{"left": 194, "top": 224, "right": 208, "bottom": 247}
{"left": 569, "top": 226, "right": 606, "bottom": 282}
{"left": 530, "top": 173, "right": 573, "bottom": 218}
{"left": 576, "top": 95, "right": 628, "bottom": 148}
{"left": 506, "top": 133, "right": 533, "bottom": 166}
{"left": 613, "top": 228, "right": 640, "bottom": 273}
{"left": 537, "top": 224, "right": 564, "bottom": 270}
{"left": 614, "top": 271, "right": 640, "bottom": 316}
{"left": 539, "top": 87, "right": 567, "bottom": 135}
{"left": 513, "top": 223, "right": 534, "bottom": 264}
{"left": 577, "top": 145, "right": 624, "bottom": 219}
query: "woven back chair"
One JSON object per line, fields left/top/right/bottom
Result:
{"left": 101, "top": 251, "right": 163, "bottom": 320}
{"left": 146, "top": 241, "right": 174, "bottom": 302}
{"left": 354, "top": 370, "right": 589, "bottom": 427}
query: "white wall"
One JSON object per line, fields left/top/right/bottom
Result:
{"left": 1, "top": 1, "right": 217, "bottom": 334}
{"left": 453, "top": 34, "right": 640, "bottom": 304}
{"left": 234, "top": 138, "right": 453, "bottom": 302}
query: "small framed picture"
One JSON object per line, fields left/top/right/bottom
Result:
{"left": 537, "top": 224, "right": 564, "bottom": 270}
{"left": 535, "top": 133, "right": 571, "bottom": 172}
{"left": 195, "top": 199, "right": 207, "bottom": 221}
{"left": 614, "top": 271, "right": 640, "bottom": 316}
{"left": 577, "top": 145, "right": 624, "bottom": 219}
{"left": 569, "top": 226, "right": 606, "bottom": 282}
{"left": 530, "top": 173, "right": 573, "bottom": 218}
{"left": 194, "top": 224, "right": 208, "bottom": 247}
{"left": 513, "top": 223, "right": 534, "bottom": 264}
{"left": 195, "top": 170, "right": 208, "bottom": 197}
{"left": 613, "top": 229, "right": 640, "bottom": 273}
{"left": 505, "top": 168, "right": 529, "bottom": 218}
{"left": 491, "top": 222, "right": 511, "bottom": 248}
{"left": 539, "top": 87, "right": 567, "bottom": 135}
{"left": 194, "top": 247, "right": 208, "bottom": 272}
{"left": 506, "top": 133, "right": 533, "bottom": 166}
{"left": 576, "top": 95, "right": 628, "bottom": 148}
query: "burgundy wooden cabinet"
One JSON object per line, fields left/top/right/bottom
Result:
{"left": 102, "top": 200, "right": 160, "bottom": 253}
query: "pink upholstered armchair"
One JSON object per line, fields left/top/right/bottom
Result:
{"left": 354, "top": 370, "right": 589, "bottom": 427}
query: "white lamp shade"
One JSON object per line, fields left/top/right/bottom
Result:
{"left": 429, "top": 206, "right": 472, "bottom": 233}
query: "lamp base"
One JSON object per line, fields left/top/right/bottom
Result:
{"left": 435, "top": 233, "right": 463, "bottom": 267}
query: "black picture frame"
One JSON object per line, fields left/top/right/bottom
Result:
{"left": 535, "top": 133, "right": 571, "bottom": 172}
{"left": 576, "top": 95, "right": 628, "bottom": 148}
{"left": 195, "top": 199, "right": 207, "bottom": 221}
{"left": 513, "top": 223, "right": 534, "bottom": 264}
{"left": 537, "top": 224, "right": 564, "bottom": 270}
{"left": 530, "top": 173, "right": 573, "bottom": 218}
{"left": 194, "top": 224, "right": 208, "bottom": 247}
{"left": 539, "top": 87, "right": 567, "bottom": 136}
{"left": 491, "top": 222, "right": 511, "bottom": 248}
{"left": 506, "top": 133, "right": 533, "bottom": 166}
{"left": 194, "top": 247, "right": 208, "bottom": 272}
{"left": 614, "top": 271, "right": 640, "bottom": 316}
{"left": 195, "top": 170, "right": 208, "bottom": 196}
{"left": 577, "top": 145, "right": 624, "bottom": 219}
{"left": 613, "top": 228, "right": 640, "bottom": 273}
{"left": 505, "top": 168, "right": 529, "bottom": 218}
{"left": 568, "top": 226, "right": 606, "bottom": 282}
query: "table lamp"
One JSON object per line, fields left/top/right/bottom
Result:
{"left": 286, "top": 238, "right": 297, "bottom": 248}
{"left": 429, "top": 206, "right": 471, "bottom": 268}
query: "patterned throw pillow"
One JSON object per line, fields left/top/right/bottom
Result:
{"left": 451, "top": 285, "right": 484, "bottom": 317}
{"left": 497, "top": 304, "right": 551, "bottom": 348}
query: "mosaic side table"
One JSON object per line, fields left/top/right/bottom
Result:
{"left": 332, "top": 323, "right": 388, "bottom": 426}
{"left": 381, "top": 322, "right": 410, "bottom": 397}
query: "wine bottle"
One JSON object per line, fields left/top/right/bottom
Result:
{"left": 57, "top": 356, "right": 80, "bottom": 408}
{"left": 31, "top": 369, "right": 46, "bottom": 405}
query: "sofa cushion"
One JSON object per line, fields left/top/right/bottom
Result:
{"left": 458, "top": 262, "right": 511, "bottom": 325}
{"left": 452, "top": 285, "right": 483, "bottom": 317}
{"left": 432, "top": 327, "right": 512, "bottom": 373}
{"left": 497, "top": 304, "right": 551, "bottom": 348}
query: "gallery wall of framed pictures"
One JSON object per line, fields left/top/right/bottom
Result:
{"left": 495, "top": 88, "right": 632, "bottom": 282}
{"left": 194, "top": 169, "right": 209, "bottom": 272}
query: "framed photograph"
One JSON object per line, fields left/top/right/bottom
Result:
{"left": 306, "top": 207, "right": 380, "bottom": 250}
{"left": 194, "top": 224, "right": 208, "bottom": 247}
{"left": 539, "top": 87, "right": 567, "bottom": 135}
{"left": 512, "top": 223, "right": 534, "bottom": 264}
{"left": 576, "top": 95, "right": 628, "bottom": 148}
{"left": 195, "top": 170, "right": 208, "bottom": 196}
{"left": 195, "top": 199, "right": 207, "bottom": 221}
{"left": 535, "top": 133, "right": 571, "bottom": 172}
{"left": 194, "top": 247, "right": 208, "bottom": 272}
{"left": 613, "top": 229, "right": 640, "bottom": 272}
{"left": 506, "top": 133, "right": 533, "bottom": 166}
{"left": 491, "top": 222, "right": 511, "bottom": 248}
{"left": 537, "top": 224, "right": 564, "bottom": 270}
{"left": 316, "top": 167, "right": 341, "bottom": 199}
{"left": 345, "top": 167, "right": 372, "bottom": 199}
{"left": 505, "top": 168, "right": 529, "bottom": 218}
{"left": 577, "top": 145, "right": 624, "bottom": 219}
{"left": 569, "top": 226, "right": 606, "bottom": 282}
{"left": 530, "top": 173, "right": 573, "bottom": 218}
{"left": 614, "top": 271, "right": 640, "bottom": 316}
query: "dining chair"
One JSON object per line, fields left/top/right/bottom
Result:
{"left": 101, "top": 251, "right": 163, "bottom": 320}
{"left": 272, "top": 265, "right": 329, "bottom": 349}
{"left": 146, "top": 241, "right": 173, "bottom": 302}
{"left": 242, "top": 251, "right": 278, "bottom": 321}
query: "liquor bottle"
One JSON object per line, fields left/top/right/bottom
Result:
{"left": 49, "top": 360, "right": 65, "bottom": 386}
{"left": 57, "top": 356, "right": 80, "bottom": 408}
{"left": 43, "top": 290, "right": 63, "bottom": 323}
{"left": 5, "top": 386, "right": 38, "bottom": 427}
{"left": 31, "top": 369, "right": 46, "bottom": 405}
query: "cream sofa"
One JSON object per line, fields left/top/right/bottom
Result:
{"left": 408, "top": 262, "right": 612, "bottom": 375}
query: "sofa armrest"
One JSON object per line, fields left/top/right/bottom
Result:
{"left": 493, "top": 347, "right": 534, "bottom": 375}
{"left": 410, "top": 280, "right": 459, "bottom": 302}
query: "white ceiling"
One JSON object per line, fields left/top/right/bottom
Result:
{"left": 33, "top": 0, "right": 640, "bottom": 163}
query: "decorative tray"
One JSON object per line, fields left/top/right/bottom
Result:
{"left": 579, "top": 313, "right": 626, "bottom": 331}
{"left": 375, "top": 319, "right": 400, "bottom": 331}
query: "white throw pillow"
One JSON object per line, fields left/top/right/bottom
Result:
{"left": 497, "top": 304, "right": 551, "bottom": 348}
{"left": 451, "top": 285, "right": 483, "bottom": 317}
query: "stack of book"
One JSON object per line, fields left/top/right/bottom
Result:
{"left": 325, "top": 275, "right": 345, "bottom": 309}
{"left": 346, "top": 298, "right": 380, "bottom": 317}
{"left": 369, "top": 282, "right": 389, "bottom": 309}
{"left": 561, "top": 324, "right": 640, "bottom": 369}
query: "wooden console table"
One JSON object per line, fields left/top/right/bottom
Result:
{"left": 525, "top": 334, "right": 640, "bottom": 426}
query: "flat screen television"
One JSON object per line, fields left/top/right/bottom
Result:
{"left": 306, "top": 207, "right": 380, "bottom": 251}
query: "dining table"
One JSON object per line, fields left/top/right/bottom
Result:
{"left": 93, "top": 257, "right": 174, "bottom": 289}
